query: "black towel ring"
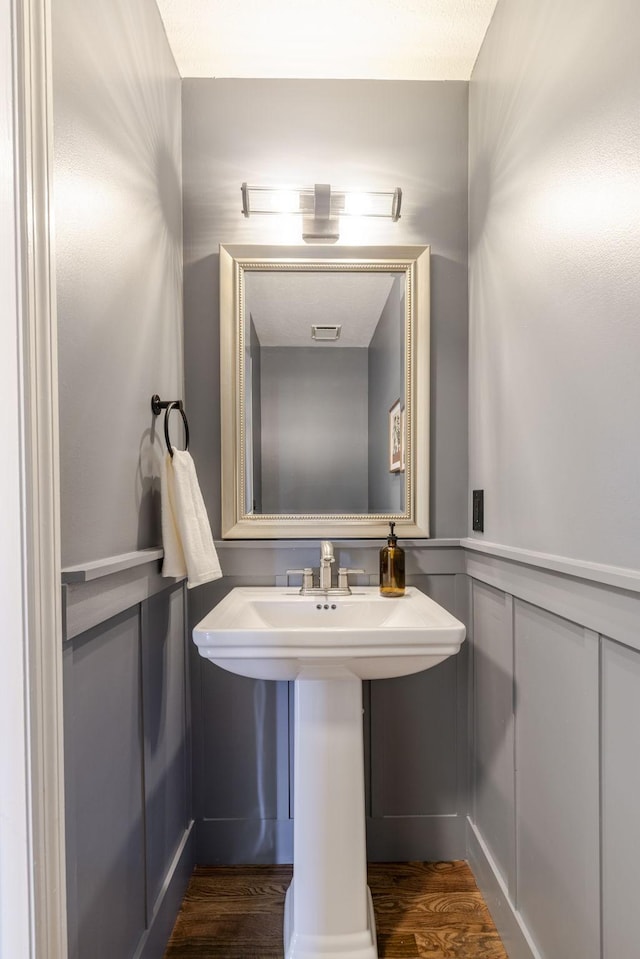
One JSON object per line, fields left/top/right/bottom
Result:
{"left": 164, "top": 402, "right": 189, "bottom": 458}
{"left": 151, "top": 394, "right": 190, "bottom": 458}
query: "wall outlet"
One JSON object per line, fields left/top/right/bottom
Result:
{"left": 472, "top": 489, "right": 484, "bottom": 532}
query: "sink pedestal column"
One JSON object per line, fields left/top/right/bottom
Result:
{"left": 284, "top": 673, "right": 378, "bottom": 959}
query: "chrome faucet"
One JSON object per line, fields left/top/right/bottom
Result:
{"left": 319, "top": 540, "right": 335, "bottom": 591}
{"left": 286, "top": 540, "right": 365, "bottom": 595}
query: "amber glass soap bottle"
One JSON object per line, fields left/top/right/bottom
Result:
{"left": 379, "top": 522, "right": 405, "bottom": 597}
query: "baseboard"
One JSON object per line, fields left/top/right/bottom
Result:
{"left": 367, "top": 813, "right": 466, "bottom": 862}
{"left": 466, "top": 819, "right": 541, "bottom": 959}
{"left": 196, "top": 818, "right": 294, "bottom": 864}
{"left": 195, "top": 814, "right": 467, "bottom": 866}
{"left": 134, "top": 822, "right": 195, "bottom": 959}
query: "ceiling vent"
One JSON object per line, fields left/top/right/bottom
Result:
{"left": 311, "top": 324, "right": 341, "bottom": 341}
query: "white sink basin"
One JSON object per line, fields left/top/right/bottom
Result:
{"left": 193, "top": 585, "right": 466, "bottom": 680}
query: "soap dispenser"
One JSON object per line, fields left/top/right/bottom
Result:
{"left": 379, "top": 522, "right": 405, "bottom": 597}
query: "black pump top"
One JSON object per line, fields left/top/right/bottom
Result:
{"left": 387, "top": 521, "right": 398, "bottom": 545}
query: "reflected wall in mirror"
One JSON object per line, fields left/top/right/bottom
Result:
{"left": 220, "top": 245, "right": 430, "bottom": 539}
{"left": 246, "top": 270, "right": 405, "bottom": 515}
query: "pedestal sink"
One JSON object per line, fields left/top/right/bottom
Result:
{"left": 193, "top": 586, "right": 466, "bottom": 959}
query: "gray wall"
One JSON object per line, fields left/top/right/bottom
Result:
{"left": 183, "top": 78, "right": 469, "bottom": 540}
{"left": 52, "top": 2, "right": 191, "bottom": 957}
{"left": 54, "top": 0, "right": 183, "bottom": 567}
{"left": 183, "top": 79, "right": 470, "bottom": 864}
{"left": 467, "top": 1, "right": 640, "bottom": 957}
{"left": 468, "top": 0, "right": 640, "bottom": 570}
{"left": 368, "top": 277, "right": 405, "bottom": 512}
{"left": 260, "top": 346, "right": 369, "bottom": 513}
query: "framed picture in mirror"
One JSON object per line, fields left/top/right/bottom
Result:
{"left": 389, "top": 399, "right": 402, "bottom": 472}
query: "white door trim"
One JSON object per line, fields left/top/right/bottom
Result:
{"left": 7, "top": 0, "right": 67, "bottom": 956}
{"left": 1, "top": 0, "right": 33, "bottom": 953}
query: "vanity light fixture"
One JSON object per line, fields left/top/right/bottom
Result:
{"left": 241, "top": 182, "right": 402, "bottom": 242}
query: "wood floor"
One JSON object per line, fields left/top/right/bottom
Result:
{"left": 164, "top": 861, "right": 509, "bottom": 959}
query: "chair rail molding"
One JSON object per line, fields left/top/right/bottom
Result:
{"left": 462, "top": 538, "right": 640, "bottom": 652}
{"left": 461, "top": 537, "right": 640, "bottom": 593}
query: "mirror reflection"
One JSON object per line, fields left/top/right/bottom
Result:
{"left": 244, "top": 270, "right": 406, "bottom": 516}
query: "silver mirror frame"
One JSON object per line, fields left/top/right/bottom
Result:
{"left": 220, "top": 244, "right": 430, "bottom": 539}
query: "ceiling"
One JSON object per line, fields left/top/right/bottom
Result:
{"left": 246, "top": 272, "right": 399, "bottom": 347}
{"left": 155, "top": 0, "right": 499, "bottom": 80}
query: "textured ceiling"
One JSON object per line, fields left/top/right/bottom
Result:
{"left": 246, "top": 272, "right": 398, "bottom": 347}
{"left": 155, "top": 0, "right": 498, "bottom": 80}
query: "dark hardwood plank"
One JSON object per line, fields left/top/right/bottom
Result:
{"left": 369, "top": 861, "right": 479, "bottom": 893}
{"left": 415, "top": 931, "right": 509, "bottom": 958}
{"left": 375, "top": 932, "right": 420, "bottom": 957}
{"left": 163, "top": 861, "right": 509, "bottom": 959}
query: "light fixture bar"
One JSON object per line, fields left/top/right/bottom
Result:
{"left": 241, "top": 183, "right": 401, "bottom": 222}
{"left": 241, "top": 183, "right": 315, "bottom": 217}
{"left": 342, "top": 188, "right": 402, "bottom": 220}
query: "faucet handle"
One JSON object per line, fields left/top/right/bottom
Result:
{"left": 285, "top": 568, "right": 314, "bottom": 589}
{"left": 337, "top": 567, "right": 366, "bottom": 589}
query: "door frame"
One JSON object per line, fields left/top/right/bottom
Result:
{"left": 4, "top": 0, "right": 67, "bottom": 956}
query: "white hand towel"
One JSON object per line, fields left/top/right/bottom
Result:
{"left": 161, "top": 450, "right": 222, "bottom": 588}
{"left": 160, "top": 452, "right": 187, "bottom": 579}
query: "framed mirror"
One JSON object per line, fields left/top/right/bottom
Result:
{"left": 219, "top": 244, "right": 430, "bottom": 539}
